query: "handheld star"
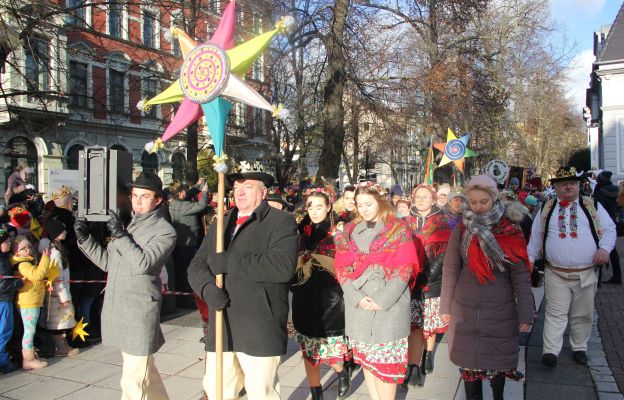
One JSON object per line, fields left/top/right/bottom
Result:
{"left": 72, "top": 317, "right": 90, "bottom": 342}
{"left": 433, "top": 128, "right": 477, "bottom": 173}
{"left": 46, "top": 260, "right": 61, "bottom": 289}
{"left": 141, "top": 0, "right": 292, "bottom": 158}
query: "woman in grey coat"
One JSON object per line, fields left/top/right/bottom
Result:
{"left": 334, "top": 183, "right": 420, "bottom": 400}
{"left": 440, "top": 175, "right": 534, "bottom": 400}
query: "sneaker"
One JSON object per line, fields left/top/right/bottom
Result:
{"left": 573, "top": 351, "right": 588, "bottom": 365}
{"left": 541, "top": 353, "right": 557, "bottom": 367}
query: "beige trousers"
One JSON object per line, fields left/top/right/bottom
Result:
{"left": 121, "top": 352, "right": 169, "bottom": 400}
{"left": 203, "top": 351, "right": 281, "bottom": 400}
{"left": 542, "top": 268, "right": 597, "bottom": 355}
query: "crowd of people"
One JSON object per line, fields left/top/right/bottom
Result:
{"left": 0, "top": 162, "right": 620, "bottom": 400}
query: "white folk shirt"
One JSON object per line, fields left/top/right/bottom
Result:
{"left": 528, "top": 198, "right": 616, "bottom": 268}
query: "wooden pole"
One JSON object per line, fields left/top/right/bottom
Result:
{"left": 215, "top": 172, "right": 225, "bottom": 400}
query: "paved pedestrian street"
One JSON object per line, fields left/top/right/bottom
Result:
{"left": 0, "top": 285, "right": 621, "bottom": 399}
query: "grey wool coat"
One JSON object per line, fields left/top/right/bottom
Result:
{"left": 78, "top": 206, "right": 176, "bottom": 356}
{"left": 188, "top": 201, "right": 298, "bottom": 357}
{"left": 440, "top": 225, "right": 534, "bottom": 371}
{"left": 341, "top": 221, "right": 412, "bottom": 344}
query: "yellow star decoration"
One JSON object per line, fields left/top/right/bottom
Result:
{"left": 46, "top": 260, "right": 61, "bottom": 289}
{"left": 72, "top": 317, "right": 90, "bottom": 342}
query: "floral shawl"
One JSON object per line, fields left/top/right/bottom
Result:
{"left": 294, "top": 213, "right": 339, "bottom": 285}
{"left": 334, "top": 218, "right": 421, "bottom": 285}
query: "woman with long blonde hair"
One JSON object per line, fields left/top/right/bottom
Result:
{"left": 334, "top": 183, "right": 420, "bottom": 400}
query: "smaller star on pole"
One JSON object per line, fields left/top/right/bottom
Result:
{"left": 433, "top": 128, "right": 477, "bottom": 173}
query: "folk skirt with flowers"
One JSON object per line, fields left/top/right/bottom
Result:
{"left": 411, "top": 297, "right": 448, "bottom": 338}
{"left": 296, "top": 333, "right": 350, "bottom": 367}
{"left": 350, "top": 337, "right": 409, "bottom": 384}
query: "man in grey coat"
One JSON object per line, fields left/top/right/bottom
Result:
{"left": 168, "top": 179, "right": 210, "bottom": 307}
{"left": 75, "top": 171, "right": 176, "bottom": 399}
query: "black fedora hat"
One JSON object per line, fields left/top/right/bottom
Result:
{"left": 266, "top": 192, "right": 289, "bottom": 209}
{"left": 128, "top": 171, "right": 164, "bottom": 196}
{"left": 550, "top": 166, "right": 583, "bottom": 184}
{"left": 226, "top": 161, "right": 274, "bottom": 187}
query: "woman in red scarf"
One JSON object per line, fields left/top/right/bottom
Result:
{"left": 440, "top": 175, "right": 534, "bottom": 400}
{"left": 334, "top": 182, "right": 420, "bottom": 400}
{"left": 404, "top": 184, "right": 451, "bottom": 385}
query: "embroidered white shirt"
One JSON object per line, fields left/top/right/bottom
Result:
{"left": 528, "top": 198, "right": 616, "bottom": 267}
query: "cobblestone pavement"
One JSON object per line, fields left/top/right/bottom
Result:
{"left": 595, "top": 238, "right": 624, "bottom": 396}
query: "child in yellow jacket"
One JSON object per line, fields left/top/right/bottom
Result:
{"left": 10, "top": 237, "right": 50, "bottom": 370}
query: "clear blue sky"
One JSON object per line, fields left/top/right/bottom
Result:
{"left": 551, "top": 0, "right": 623, "bottom": 53}
{"left": 552, "top": 0, "right": 623, "bottom": 110}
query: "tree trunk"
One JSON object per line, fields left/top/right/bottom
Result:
{"left": 316, "top": 0, "right": 349, "bottom": 180}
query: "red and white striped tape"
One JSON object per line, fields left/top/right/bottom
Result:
{"left": 0, "top": 275, "right": 195, "bottom": 296}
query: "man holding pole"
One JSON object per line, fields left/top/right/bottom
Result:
{"left": 188, "top": 163, "right": 297, "bottom": 400}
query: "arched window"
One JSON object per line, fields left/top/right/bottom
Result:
{"left": 66, "top": 144, "right": 84, "bottom": 170}
{"left": 4, "top": 137, "right": 38, "bottom": 192}
{"left": 141, "top": 150, "right": 158, "bottom": 174}
{"left": 171, "top": 152, "right": 186, "bottom": 182}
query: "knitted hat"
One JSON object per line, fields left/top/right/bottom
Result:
{"left": 45, "top": 218, "right": 66, "bottom": 241}
{"left": 390, "top": 184, "right": 404, "bottom": 197}
{"left": 465, "top": 175, "right": 499, "bottom": 201}
{"left": 509, "top": 177, "right": 520, "bottom": 186}
{"left": 525, "top": 195, "right": 538, "bottom": 207}
{"left": 437, "top": 184, "right": 451, "bottom": 196}
{"left": 8, "top": 206, "right": 31, "bottom": 228}
{"left": 448, "top": 191, "right": 466, "bottom": 202}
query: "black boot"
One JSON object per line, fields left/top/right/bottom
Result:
{"left": 405, "top": 364, "right": 424, "bottom": 387}
{"left": 490, "top": 374, "right": 506, "bottom": 400}
{"left": 464, "top": 380, "right": 483, "bottom": 400}
{"left": 337, "top": 368, "right": 350, "bottom": 398}
{"left": 310, "top": 386, "right": 323, "bottom": 400}
{"left": 424, "top": 350, "right": 435, "bottom": 374}
{"left": 347, "top": 358, "right": 361, "bottom": 377}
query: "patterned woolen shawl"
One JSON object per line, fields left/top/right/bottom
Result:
{"left": 334, "top": 219, "right": 421, "bottom": 285}
{"left": 461, "top": 201, "right": 530, "bottom": 284}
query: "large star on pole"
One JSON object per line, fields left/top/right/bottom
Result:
{"left": 433, "top": 128, "right": 477, "bottom": 173}
{"left": 140, "top": 0, "right": 292, "bottom": 159}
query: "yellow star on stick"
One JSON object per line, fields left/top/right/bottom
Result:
{"left": 46, "top": 260, "right": 61, "bottom": 289}
{"left": 72, "top": 317, "right": 90, "bottom": 342}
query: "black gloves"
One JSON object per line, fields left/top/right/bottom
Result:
{"left": 202, "top": 284, "right": 229, "bottom": 310}
{"left": 74, "top": 218, "right": 90, "bottom": 243}
{"left": 107, "top": 210, "right": 128, "bottom": 239}
{"left": 209, "top": 252, "right": 228, "bottom": 275}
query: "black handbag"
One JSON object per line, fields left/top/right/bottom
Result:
{"left": 531, "top": 259, "right": 545, "bottom": 287}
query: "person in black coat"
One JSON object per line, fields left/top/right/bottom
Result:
{"left": 291, "top": 190, "right": 350, "bottom": 399}
{"left": 188, "top": 167, "right": 297, "bottom": 400}
{"left": 594, "top": 171, "right": 622, "bottom": 284}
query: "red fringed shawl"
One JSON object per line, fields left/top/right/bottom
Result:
{"left": 334, "top": 219, "right": 421, "bottom": 285}
{"left": 460, "top": 218, "right": 531, "bottom": 284}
